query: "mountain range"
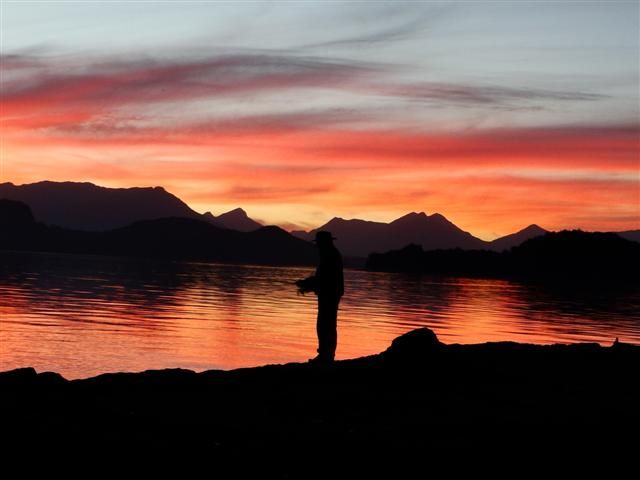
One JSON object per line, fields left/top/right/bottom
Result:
{"left": 1, "top": 181, "right": 637, "bottom": 258}
{"left": 0, "top": 181, "right": 262, "bottom": 232}
{"left": 0, "top": 199, "right": 316, "bottom": 266}
{"left": 366, "top": 230, "right": 640, "bottom": 282}
{"left": 293, "top": 213, "right": 549, "bottom": 256}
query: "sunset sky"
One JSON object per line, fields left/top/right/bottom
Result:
{"left": 1, "top": 1, "right": 638, "bottom": 239}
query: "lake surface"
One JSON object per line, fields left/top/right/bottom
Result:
{"left": 1, "top": 251, "right": 639, "bottom": 379}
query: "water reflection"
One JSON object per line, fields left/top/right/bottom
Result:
{"left": 1, "top": 251, "right": 638, "bottom": 379}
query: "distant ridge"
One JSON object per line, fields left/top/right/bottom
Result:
{"left": 617, "top": 230, "right": 640, "bottom": 243}
{"left": 215, "top": 208, "right": 262, "bottom": 232}
{"left": 293, "top": 213, "right": 552, "bottom": 257}
{"left": 0, "top": 200, "right": 316, "bottom": 266}
{"left": 488, "top": 224, "right": 548, "bottom": 252}
{"left": 0, "top": 181, "right": 262, "bottom": 233}
{"left": 0, "top": 181, "right": 202, "bottom": 231}
{"left": 293, "top": 211, "right": 487, "bottom": 257}
{"left": 0, "top": 198, "right": 35, "bottom": 228}
{"left": 294, "top": 215, "right": 635, "bottom": 258}
{"left": 1, "top": 181, "right": 635, "bottom": 252}
{"left": 366, "top": 230, "right": 640, "bottom": 282}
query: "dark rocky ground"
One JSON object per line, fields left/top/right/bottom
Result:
{"left": 2, "top": 328, "right": 639, "bottom": 473}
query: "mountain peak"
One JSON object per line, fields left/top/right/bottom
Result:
{"left": 427, "top": 212, "right": 455, "bottom": 225}
{"left": 216, "top": 208, "right": 261, "bottom": 232}
{"left": 390, "top": 212, "right": 428, "bottom": 225}
{"left": 489, "top": 224, "right": 548, "bottom": 251}
{"left": 512, "top": 224, "right": 548, "bottom": 236}
{"left": 322, "top": 216, "right": 388, "bottom": 229}
{"left": 221, "top": 207, "right": 248, "bottom": 217}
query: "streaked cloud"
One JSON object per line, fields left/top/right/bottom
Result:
{"left": 2, "top": 50, "right": 611, "bottom": 139}
{"left": 300, "top": 2, "right": 450, "bottom": 49}
{"left": 375, "top": 82, "right": 606, "bottom": 107}
{"left": 0, "top": 52, "right": 375, "bottom": 131}
{"left": 2, "top": 1, "right": 638, "bottom": 238}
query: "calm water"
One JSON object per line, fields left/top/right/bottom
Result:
{"left": 1, "top": 251, "right": 639, "bottom": 379}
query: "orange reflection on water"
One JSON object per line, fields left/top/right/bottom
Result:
{"left": 1, "top": 254, "right": 638, "bottom": 379}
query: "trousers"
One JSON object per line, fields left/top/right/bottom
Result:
{"left": 317, "top": 295, "right": 340, "bottom": 359}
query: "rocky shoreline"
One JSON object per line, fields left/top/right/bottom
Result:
{"left": 2, "top": 328, "right": 638, "bottom": 470}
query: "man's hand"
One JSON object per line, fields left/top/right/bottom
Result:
{"left": 295, "top": 276, "right": 317, "bottom": 295}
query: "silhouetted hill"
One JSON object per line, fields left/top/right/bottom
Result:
{"left": 216, "top": 208, "right": 262, "bottom": 232}
{"left": 0, "top": 200, "right": 316, "bottom": 265}
{"left": 4, "top": 180, "right": 635, "bottom": 245}
{"left": 0, "top": 199, "right": 62, "bottom": 251}
{"left": 509, "top": 230, "right": 640, "bottom": 279}
{"left": 294, "top": 212, "right": 487, "bottom": 257}
{"left": 389, "top": 212, "right": 487, "bottom": 250}
{"left": 0, "top": 181, "right": 205, "bottom": 231}
{"left": 617, "top": 230, "right": 640, "bottom": 243}
{"left": 367, "top": 230, "right": 640, "bottom": 281}
{"left": 0, "top": 198, "right": 35, "bottom": 228}
{"left": 104, "top": 218, "right": 313, "bottom": 264}
{"left": 489, "top": 224, "right": 548, "bottom": 251}
{"left": 0, "top": 181, "right": 266, "bottom": 234}
{"left": 294, "top": 217, "right": 387, "bottom": 256}
{"left": 202, "top": 211, "right": 217, "bottom": 222}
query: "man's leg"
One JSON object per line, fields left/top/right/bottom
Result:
{"left": 317, "top": 296, "right": 339, "bottom": 360}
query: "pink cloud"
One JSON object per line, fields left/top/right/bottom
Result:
{"left": 2, "top": 52, "right": 637, "bottom": 237}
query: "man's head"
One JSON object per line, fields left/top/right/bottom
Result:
{"left": 313, "top": 230, "right": 336, "bottom": 248}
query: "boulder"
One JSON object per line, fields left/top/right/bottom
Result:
{"left": 382, "top": 327, "right": 442, "bottom": 364}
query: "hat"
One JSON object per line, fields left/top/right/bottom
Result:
{"left": 313, "top": 230, "right": 337, "bottom": 243}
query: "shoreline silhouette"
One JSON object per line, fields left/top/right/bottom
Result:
{"left": 2, "top": 328, "right": 638, "bottom": 469}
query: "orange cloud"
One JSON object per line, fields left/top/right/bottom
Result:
{"left": 4, "top": 124, "right": 637, "bottom": 239}
{"left": 2, "top": 52, "right": 638, "bottom": 238}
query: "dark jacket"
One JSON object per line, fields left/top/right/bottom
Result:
{"left": 314, "top": 246, "right": 344, "bottom": 299}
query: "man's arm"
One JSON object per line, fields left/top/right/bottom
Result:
{"left": 295, "top": 275, "right": 318, "bottom": 295}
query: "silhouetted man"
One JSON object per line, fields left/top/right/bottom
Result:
{"left": 296, "top": 230, "right": 344, "bottom": 363}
